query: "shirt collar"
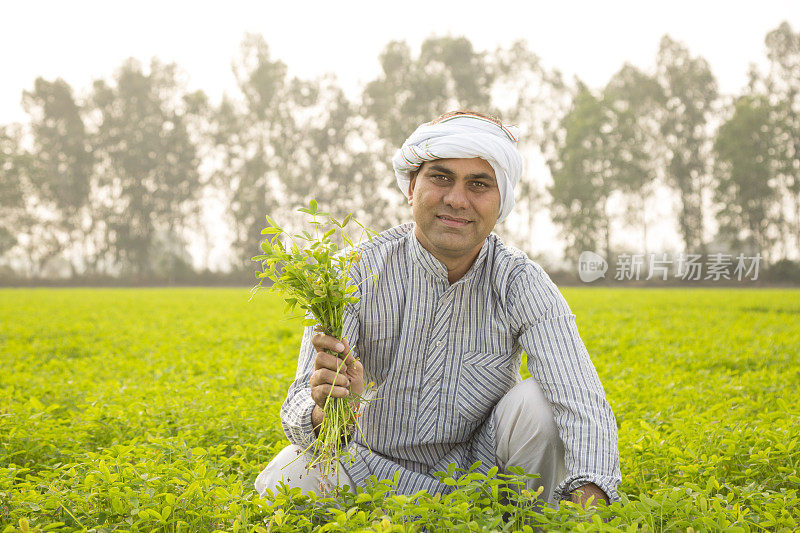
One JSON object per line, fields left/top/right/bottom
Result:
{"left": 406, "top": 222, "right": 491, "bottom": 285}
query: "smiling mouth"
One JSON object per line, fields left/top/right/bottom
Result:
{"left": 437, "top": 215, "right": 471, "bottom": 227}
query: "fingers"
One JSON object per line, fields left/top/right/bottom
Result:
{"left": 311, "top": 384, "right": 350, "bottom": 408}
{"left": 311, "top": 367, "right": 351, "bottom": 389}
{"left": 312, "top": 333, "right": 349, "bottom": 355}
{"left": 314, "top": 351, "right": 351, "bottom": 374}
{"left": 310, "top": 372, "right": 351, "bottom": 408}
{"left": 310, "top": 333, "right": 360, "bottom": 410}
{"left": 313, "top": 333, "right": 356, "bottom": 369}
{"left": 340, "top": 348, "right": 357, "bottom": 366}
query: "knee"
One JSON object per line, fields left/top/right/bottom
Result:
{"left": 497, "top": 378, "right": 560, "bottom": 446}
{"left": 519, "top": 379, "right": 559, "bottom": 440}
{"left": 254, "top": 444, "right": 308, "bottom": 497}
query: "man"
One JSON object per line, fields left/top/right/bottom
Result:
{"left": 255, "top": 111, "right": 621, "bottom": 507}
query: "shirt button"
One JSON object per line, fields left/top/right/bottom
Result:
{"left": 435, "top": 340, "right": 444, "bottom": 347}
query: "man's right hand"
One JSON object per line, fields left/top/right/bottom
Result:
{"left": 309, "top": 333, "right": 365, "bottom": 433}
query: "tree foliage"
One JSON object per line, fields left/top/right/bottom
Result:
{"left": 655, "top": 35, "right": 718, "bottom": 255}
{"left": 364, "top": 37, "right": 494, "bottom": 148}
{"left": 89, "top": 58, "right": 202, "bottom": 277}
{"left": 491, "top": 41, "right": 571, "bottom": 252}
{"left": 714, "top": 95, "right": 780, "bottom": 259}
{"left": 211, "top": 34, "right": 297, "bottom": 272}
{"left": 602, "top": 64, "right": 666, "bottom": 251}
{"left": 548, "top": 84, "right": 613, "bottom": 259}
{"left": 763, "top": 22, "right": 800, "bottom": 257}
{"left": 2, "top": 26, "right": 800, "bottom": 281}
{"left": 0, "top": 126, "right": 31, "bottom": 259}
{"left": 21, "top": 77, "right": 93, "bottom": 275}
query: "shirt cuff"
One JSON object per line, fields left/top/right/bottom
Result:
{"left": 554, "top": 473, "right": 621, "bottom": 504}
{"left": 281, "top": 393, "right": 317, "bottom": 450}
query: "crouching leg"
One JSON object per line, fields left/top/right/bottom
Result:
{"left": 494, "top": 378, "right": 566, "bottom": 506}
{"left": 254, "top": 444, "right": 354, "bottom": 498}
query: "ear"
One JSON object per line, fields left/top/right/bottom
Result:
{"left": 407, "top": 170, "right": 418, "bottom": 200}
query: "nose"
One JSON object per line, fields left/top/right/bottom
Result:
{"left": 442, "top": 181, "right": 469, "bottom": 210}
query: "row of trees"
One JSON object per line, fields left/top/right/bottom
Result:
{"left": 551, "top": 24, "right": 800, "bottom": 266}
{"left": 1, "top": 22, "right": 798, "bottom": 281}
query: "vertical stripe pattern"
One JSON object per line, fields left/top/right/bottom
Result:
{"left": 280, "top": 222, "right": 621, "bottom": 501}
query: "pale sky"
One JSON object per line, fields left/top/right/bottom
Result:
{"left": 2, "top": 0, "right": 798, "bottom": 125}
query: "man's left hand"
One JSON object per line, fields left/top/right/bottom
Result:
{"left": 570, "top": 483, "right": 609, "bottom": 508}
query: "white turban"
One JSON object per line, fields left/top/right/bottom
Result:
{"left": 392, "top": 114, "right": 523, "bottom": 223}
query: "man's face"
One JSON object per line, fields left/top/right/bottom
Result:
{"left": 408, "top": 157, "right": 501, "bottom": 263}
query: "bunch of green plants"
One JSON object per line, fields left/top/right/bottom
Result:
{"left": 250, "top": 199, "right": 377, "bottom": 492}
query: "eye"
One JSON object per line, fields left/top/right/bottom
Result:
{"left": 471, "top": 181, "right": 489, "bottom": 189}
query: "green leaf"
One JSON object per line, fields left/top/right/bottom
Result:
{"left": 309, "top": 198, "right": 318, "bottom": 213}
{"left": 261, "top": 227, "right": 281, "bottom": 235}
{"left": 111, "top": 497, "right": 126, "bottom": 514}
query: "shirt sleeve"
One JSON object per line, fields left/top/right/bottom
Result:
{"left": 507, "top": 263, "right": 621, "bottom": 503}
{"left": 279, "top": 323, "right": 319, "bottom": 450}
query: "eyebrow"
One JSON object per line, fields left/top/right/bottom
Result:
{"left": 425, "top": 164, "right": 496, "bottom": 183}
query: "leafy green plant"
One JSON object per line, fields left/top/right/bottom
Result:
{"left": 250, "top": 199, "right": 378, "bottom": 492}
{"left": 2, "top": 287, "right": 799, "bottom": 531}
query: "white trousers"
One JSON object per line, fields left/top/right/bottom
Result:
{"left": 255, "top": 378, "right": 566, "bottom": 504}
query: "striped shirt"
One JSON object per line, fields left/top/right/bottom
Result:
{"left": 280, "top": 222, "right": 621, "bottom": 502}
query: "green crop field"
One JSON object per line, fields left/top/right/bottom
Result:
{"left": 0, "top": 288, "right": 798, "bottom": 532}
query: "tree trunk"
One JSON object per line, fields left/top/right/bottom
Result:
{"left": 795, "top": 191, "right": 800, "bottom": 261}
{"left": 677, "top": 184, "right": 691, "bottom": 254}
{"left": 641, "top": 192, "right": 648, "bottom": 255}
{"left": 604, "top": 197, "right": 612, "bottom": 262}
